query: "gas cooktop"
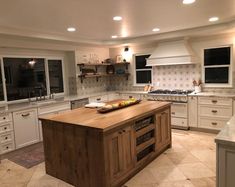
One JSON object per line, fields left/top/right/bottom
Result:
{"left": 149, "top": 89, "right": 193, "bottom": 95}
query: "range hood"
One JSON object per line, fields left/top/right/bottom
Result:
{"left": 146, "top": 40, "right": 196, "bottom": 66}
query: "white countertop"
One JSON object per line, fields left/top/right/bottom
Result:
{"left": 189, "top": 92, "right": 235, "bottom": 98}
{"left": 215, "top": 115, "right": 235, "bottom": 146}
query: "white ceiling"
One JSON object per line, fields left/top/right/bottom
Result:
{"left": 0, "top": 0, "right": 235, "bottom": 44}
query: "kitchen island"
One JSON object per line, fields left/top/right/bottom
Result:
{"left": 39, "top": 100, "right": 171, "bottom": 187}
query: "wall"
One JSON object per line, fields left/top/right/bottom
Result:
{"left": 109, "top": 33, "right": 235, "bottom": 93}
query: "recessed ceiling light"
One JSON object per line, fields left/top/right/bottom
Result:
{"left": 183, "top": 0, "right": 196, "bottom": 4}
{"left": 111, "top": 35, "right": 118, "bottom": 38}
{"left": 152, "top": 28, "right": 160, "bottom": 32}
{"left": 67, "top": 27, "right": 76, "bottom": 32}
{"left": 209, "top": 17, "right": 219, "bottom": 22}
{"left": 113, "top": 16, "right": 122, "bottom": 21}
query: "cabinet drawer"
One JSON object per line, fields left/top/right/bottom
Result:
{"left": 0, "top": 132, "right": 14, "bottom": 144}
{"left": 171, "top": 103, "right": 187, "bottom": 118}
{"left": 172, "top": 117, "right": 188, "bottom": 127}
{"left": 0, "top": 122, "right": 13, "bottom": 133}
{"left": 38, "top": 101, "right": 70, "bottom": 115}
{"left": 1, "top": 142, "right": 15, "bottom": 154}
{"left": 0, "top": 113, "right": 12, "bottom": 123}
{"left": 199, "top": 106, "right": 232, "bottom": 118}
{"left": 198, "top": 97, "right": 232, "bottom": 106}
{"left": 199, "top": 117, "right": 227, "bottom": 130}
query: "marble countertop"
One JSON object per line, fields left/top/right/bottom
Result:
{"left": 189, "top": 92, "right": 235, "bottom": 98}
{"left": 215, "top": 115, "right": 235, "bottom": 146}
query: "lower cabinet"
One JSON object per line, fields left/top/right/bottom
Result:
{"left": 13, "top": 108, "right": 40, "bottom": 149}
{"left": 106, "top": 125, "right": 135, "bottom": 185}
{"left": 155, "top": 109, "right": 171, "bottom": 152}
{"left": 105, "top": 107, "right": 171, "bottom": 186}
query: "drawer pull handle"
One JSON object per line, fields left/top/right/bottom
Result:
{"left": 129, "top": 96, "right": 133, "bottom": 98}
{"left": 171, "top": 112, "right": 175, "bottom": 115}
{"left": 211, "top": 110, "right": 217, "bottom": 113}
{"left": 212, "top": 100, "right": 218, "bottom": 103}
{"left": 118, "top": 131, "right": 122, "bottom": 134}
{"left": 21, "top": 113, "right": 30, "bottom": 117}
{"left": 212, "top": 122, "right": 217, "bottom": 126}
{"left": 96, "top": 98, "right": 101, "bottom": 101}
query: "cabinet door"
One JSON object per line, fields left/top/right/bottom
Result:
{"left": 13, "top": 109, "right": 39, "bottom": 149}
{"left": 188, "top": 96, "right": 198, "bottom": 127}
{"left": 161, "top": 109, "right": 171, "bottom": 145}
{"left": 122, "top": 126, "right": 135, "bottom": 172}
{"left": 107, "top": 131, "right": 123, "bottom": 182}
{"left": 155, "top": 109, "right": 171, "bottom": 152}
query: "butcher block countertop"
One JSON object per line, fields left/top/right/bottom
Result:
{"left": 39, "top": 100, "right": 171, "bottom": 132}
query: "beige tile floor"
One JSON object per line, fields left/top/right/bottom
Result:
{"left": 0, "top": 129, "right": 217, "bottom": 187}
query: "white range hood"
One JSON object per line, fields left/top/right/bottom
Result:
{"left": 146, "top": 40, "right": 196, "bottom": 66}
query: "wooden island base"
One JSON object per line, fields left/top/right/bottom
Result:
{"left": 40, "top": 101, "right": 171, "bottom": 187}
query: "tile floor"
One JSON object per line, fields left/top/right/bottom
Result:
{"left": 0, "top": 129, "right": 217, "bottom": 187}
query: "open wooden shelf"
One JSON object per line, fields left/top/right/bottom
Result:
{"left": 78, "top": 73, "right": 130, "bottom": 83}
{"left": 77, "top": 62, "right": 130, "bottom": 71}
{"left": 136, "top": 138, "right": 155, "bottom": 153}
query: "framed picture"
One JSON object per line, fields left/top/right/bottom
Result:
{"left": 116, "top": 55, "right": 123, "bottom": 63}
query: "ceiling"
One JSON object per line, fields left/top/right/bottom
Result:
{"left": 0, "top": 0, "right": 235, "bottom": 44}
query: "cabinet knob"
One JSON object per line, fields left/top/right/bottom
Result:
{"left": 122, "top": 129, "right": 126, "bottom": 133}
{"left": 5, "top": 137, "right": 8, "bottom": 140}
{"left": 212, "top": 100, "right": 218, "bottom": 104}
{"left": 4, "top": 127, "right": 7, "bottom": 130}
{"left": 211, "top": 110, "right": 218, "bottom": 113}
{"left": 3, "top": 117, "right": 6, "bottom": 120}
{"left": 21, "top": 113, "right": 30, "bottom": 117}
{"left": 6, "top": 146, "right": 9, "bottom": 149}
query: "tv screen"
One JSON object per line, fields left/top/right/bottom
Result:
{"left": 204, "top": 47, "right": 231, "bottom": 66}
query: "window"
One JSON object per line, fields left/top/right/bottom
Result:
{"left": 1, "top": 57, "right": 64, "bottom": 102}
{"left": 3, "top": 58, "right": 46, "bottom": 101}
{"left": 48, "top": 59, "right": 64, "bottom": 94}
{"left": 203, "top": 46, "right": 232, "bottom": 87}
{"left": 134, "top": 54, "right": 152, "bottom": 85}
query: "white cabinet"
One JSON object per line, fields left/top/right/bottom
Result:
{"left": 119, "top": 93, "right": 142, "bottom": 100}
{"left": 0, "top": 113, "right": 15, "bottom": 154}
{"left": 89, "top": 95, "right": 108, "bottom": 103}
{"left": 198, "top": 96, "right": 232, "bottom": 130}
{"left": 38, "top": 101, "right": 71, "bottom": 141}
{"left": 13, "top": 108, "right": 39, "bottom": 149}
{"left": 216, "top": 143, "right": 235, "bottom": 187}
{"left": 188, "top": 96, "right": 198, "bottom": 127}
{"left": 108, "top": 93, "right": 120, "bottom": 101}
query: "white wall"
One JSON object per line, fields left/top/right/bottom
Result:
{"left": 109, "top": 33, "right": 235, "bottom": 92}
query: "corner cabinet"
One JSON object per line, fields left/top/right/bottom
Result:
{"left": 13, "top": 108, "right": 40, "bottom": 149}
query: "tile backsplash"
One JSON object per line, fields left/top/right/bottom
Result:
{"left": 152, "top": 64, "right": 201, "bottom": 90}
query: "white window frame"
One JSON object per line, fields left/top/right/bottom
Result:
{"left": 202, "top": 45, "right": 233, "bottom": 88}
{"left": 133, "top": 53, "right": 153, "bottom": 86}
{"left": 0, "top": 55, "right": 65, "bottom": 103}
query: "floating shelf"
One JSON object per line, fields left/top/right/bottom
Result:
{"left": 77, "top": 62, "right": 130, "bottom": 71}
{"left": 78, "top": 73, "right": 130, "bottom": 83}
